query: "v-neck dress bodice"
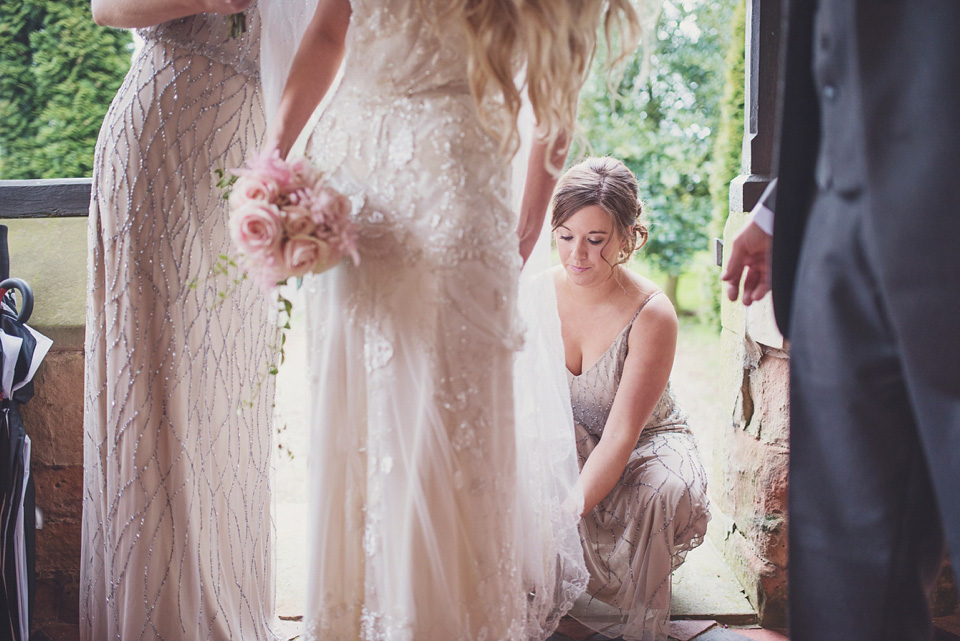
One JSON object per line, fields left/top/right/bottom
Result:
{"left": 568, "top": 293, "right": 687, "bottom": 442}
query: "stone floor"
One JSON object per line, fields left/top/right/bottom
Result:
{"left": 272, "top": 609, "right": 960, "bottom": 640}
{"left": 540, "top": 615, "right": 960, "bottom": 641}
{"left": 273, "top": 523, "right": 760, "bottom": 640}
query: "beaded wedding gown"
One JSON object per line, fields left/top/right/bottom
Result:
{"left": 265, "top": 1, "right": 587, "bottom": 639}
{"left": 82, "top": 11, "right": 278, "bottom": 641}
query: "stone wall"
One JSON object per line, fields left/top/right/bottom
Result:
{"left": 714, "top": 207, "right": 789, "bottom": 627}
{"left": 6, "top": 217, "right": 87, "bottom": 641}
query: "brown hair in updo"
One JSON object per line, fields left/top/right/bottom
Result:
{"left": 550, "top": 157, "right": 649, "bottom": 266}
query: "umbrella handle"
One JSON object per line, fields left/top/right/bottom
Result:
{"left": 0, "top": 278, "right": 34, "bottom": 324}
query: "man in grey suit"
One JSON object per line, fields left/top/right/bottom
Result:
{"left": 723, "top": 1, "right": 960, "bottom": 639}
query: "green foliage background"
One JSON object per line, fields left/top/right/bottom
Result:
{"left": 573, "top": 0, "right": 738, "bottom": 280}
{"left": 0, "top": 0, "right": 132, "bottom": 179}
{"left": 708, "top": 0, "right": 746, "bottom": 237}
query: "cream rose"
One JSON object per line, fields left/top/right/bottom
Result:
{"left": 282, "top": 235, "right": 332, "bottom": 278}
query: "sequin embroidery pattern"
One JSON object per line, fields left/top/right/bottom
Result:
{"left": 82, "top": 9, "right": 278, "bottom": 641}
{"left": 297, "top": 1, "right": 527, "bottom": 639}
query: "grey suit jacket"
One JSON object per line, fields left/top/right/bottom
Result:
{"left": 771, "top": 0, "right": 960, "bottom": 337}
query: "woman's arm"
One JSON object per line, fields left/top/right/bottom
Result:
{"left": 265, "top": 0, "right": 351, "bottom": 159}
{"left": 578, "top": 295, "right": 678, "bottom": 515}
{"left": 516, "top": 132, "right": 569, "bottom": 265}
{"left": 91, "top": 0, "right": 252, "bottom": 29}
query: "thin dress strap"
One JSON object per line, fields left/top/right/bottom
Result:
{"left": 629, "top": 291, "right": 662, "bottom": 325}
{"left": 615, "top": 290, "right": 663, "bottom": 372}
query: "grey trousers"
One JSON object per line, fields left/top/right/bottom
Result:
{"left": 787, "top": 187, "right": 959, "bottom": 641}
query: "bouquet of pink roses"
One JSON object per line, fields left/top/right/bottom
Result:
{"left": 225, "top": 151, "right": 358, "bottom": 289}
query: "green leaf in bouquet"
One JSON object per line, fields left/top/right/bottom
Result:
{"left": 215, "top": 166, "right": 239, "bottom": 197}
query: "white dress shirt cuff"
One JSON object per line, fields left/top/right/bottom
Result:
{"left": 750, "top": 202, "right": 774, "bottom": 236}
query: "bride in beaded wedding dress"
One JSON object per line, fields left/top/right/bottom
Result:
{"left": 258, "top": 0, "right": 639, "bottom": 639}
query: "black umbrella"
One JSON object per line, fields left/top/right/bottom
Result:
{"left": 0, "top": 224, "right": 51, "bottom": 641}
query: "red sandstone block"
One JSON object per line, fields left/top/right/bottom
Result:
{"left": 35, "top": 516, "right": 82, "bottom": 574}
{"left": 32, "top": 577, "right": 61, "bottom": 625}
{"left": 21, "top": 350, "right": 84, "bottom": 467}
{"left": 32, "top": 465, "right": 84, "bottom": 519}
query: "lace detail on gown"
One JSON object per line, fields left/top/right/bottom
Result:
{"left": 298, "top": 2, "right": 535, "bottom": 640}
{"left": 82, "top": 10, "right": 278, "bottom": 641}
{"left": 567, "top": 293, "right": 710, "bottom": 641}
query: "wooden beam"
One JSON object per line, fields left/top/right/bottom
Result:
{"left": 730, "top": 0, "right": 781, "bottom": 213}
{"left": 0, "top": 178, "right": 91, "bottom": 218}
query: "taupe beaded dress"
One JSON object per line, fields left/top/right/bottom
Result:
{"left": 569, "top": 292, "right": 710, "bottom": 641}
{"left": 81, "top": 11, "right": 277, "bottom": 641}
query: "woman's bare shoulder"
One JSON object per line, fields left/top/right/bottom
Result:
{"left": 619, "top": 271, "right": 668, "bottom": 312}
{"left": 622, "top": 272, "right": 677, "bottom": 341}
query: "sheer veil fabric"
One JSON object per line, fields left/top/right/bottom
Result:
{"left": 513, "top": 98, "right": 590, "bottom": 639}
{"left": 514, "top": 262, "right": 590, "bottom": 637}
{"left": 259, "top": 0, "right": 318, "bottom": 124}
{"left": 259, "top": 1, "right": 587, "bottom": 638}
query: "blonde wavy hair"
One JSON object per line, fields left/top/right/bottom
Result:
{"left": 453, "top": 0, "right": 642, "bottom": 166}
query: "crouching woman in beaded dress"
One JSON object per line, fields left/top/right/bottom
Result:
{"left": 550, "top": 157, "right": 710, "bottom": 641}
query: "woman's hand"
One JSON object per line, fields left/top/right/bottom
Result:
{"left": 560, "top": 490, "right": 584, "bottom": 522}
{"left": 261, "top": 137, "right": 286, "bottom": 161}
{"left": 92, "top": 0, "right": 254, "bottom": 28}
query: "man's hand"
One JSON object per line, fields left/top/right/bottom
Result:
{"left": 721, "top": 221, "right": 772, "bottom": 306}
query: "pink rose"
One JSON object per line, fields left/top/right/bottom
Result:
{"left": 229, "top": 174, "right": 279, "bottom": 209}
{"left": 311, "top": 186, "right": 352, "bottom": 224}
{"left": 288, "top": 157, "right": 319, "bottom": 189}
{"left": 240, "top": 150, "right": 296, "bottom": 190}
{"left": 283, "top": 204, "right": 317, "bottom": 237}
{"left": 243, "top": 249, "right": 285, "bottom": 290}
{"left": 230, "top": 200, "right": 284, "bottom": 258}
{"left": 282, "top": 235, "right": 332, "bottom": 278}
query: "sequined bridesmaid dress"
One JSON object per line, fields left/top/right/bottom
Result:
{"left": 82, "top": 11, "right": 278, "bottom": 641}
{"left": 568, "top": 292, "right": 711, "bottom": 641}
